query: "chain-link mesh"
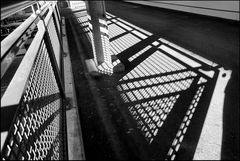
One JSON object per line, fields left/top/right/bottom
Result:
{"left": 1, "top": 40, "right": 65, "bottom": 160}
{"left": 47, "top": 16, "right": 61, "bottom": 69}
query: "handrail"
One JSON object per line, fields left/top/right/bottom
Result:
{"left": 1, "top": 1, "right": 37, "bottom": 20}
{"left": 1, "top": 21, "right": 45, "bottom": 107}
{"left": 1, "top": 4, "right": 65, "bottom": 111}
{"left": 1, "top": 1, "right": 68, "bottom": 160}
{"left": 1, "top": 2, "right": 51, "bottom": 78}
{"left": 1, "top": 1, "right": 63, "bottom": 123}
{"left": 1, "top": 15, "right": 37, "bottom": 58}
{"left": 1, "top": 2, "right": 50, "bottom": 59}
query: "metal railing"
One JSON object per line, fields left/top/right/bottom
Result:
{"left": 1, "top": 1, "right": 48, "bottom": 78}
{"left": 1, "top": 1, "right": 68, "bottom": 160}
{"left": 1, "top": 1, "right": 38, "bottom": 21}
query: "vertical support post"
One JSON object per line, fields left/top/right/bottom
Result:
{"left": 37, "top": 15, "right": 65, "bottom": 98}
{"left": 31, "top": 5, "right": 36, "bottom": 15}
{"left": 50, "top": 3, "right": 66, "bottom": 87}
{"left": 86, "top": 0, "right": 111, "bottom": 66}
{"left": 36, "top": 2, "right": 40, "bottom": 11}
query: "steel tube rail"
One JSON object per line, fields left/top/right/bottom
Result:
{"left": 1, "top": 1, "right": 67, "bottom": 160}
{"left": 1, "top": 2, "right": 50, "bottom": 58}
{"left": 1, "top": 22, "right": 45, "bottom": 107}
{"left": 1, "top": 1, "right": 38, "bottom": 20}
{"left": 1, "top": 2, "right": 51, "bottom": 78}
{"left": 1, "top": 15, "right": 37, "bottom": 58}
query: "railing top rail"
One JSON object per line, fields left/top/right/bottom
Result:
{"left": 1, "top": 1, "right": 60, "bottom": 107}
{"left": 1, "top": 20, "right": 46, "bottom": 108}
{"left": 1, "top": 1, "right": 37, "bottom": 20}
{"left": 1, "top": 2, "right": 51, "bottom": 59}
{"left": 1, "top": 2, "right": 67, "bottom": 159}
{"left": 1, "top": 15, "right": 37, "bottom": 58}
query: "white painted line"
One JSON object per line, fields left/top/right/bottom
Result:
{"left": 193, "top": 68, "right": 232, "bottom": 160}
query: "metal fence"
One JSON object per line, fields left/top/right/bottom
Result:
{"left": 1, "top": 1, "right": 46, "bottom": 78}
{"left": 1, "top": 1, "right": 68, "bottom": 160}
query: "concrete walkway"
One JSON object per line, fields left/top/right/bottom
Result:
{"left": 62, "top": 17, "right": 85, "bottom": 160}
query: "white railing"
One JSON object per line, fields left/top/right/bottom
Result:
{"left": 1, "top": 1, "right": 49, "bottom": 78}
{"left": 1, "top": 1, "right": 68, "bottom": 160}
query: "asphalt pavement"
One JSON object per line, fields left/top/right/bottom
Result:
{"left": 105, "top": 1, "right": 239, "bottom": 160}
{"left": 64, "top": 1, "right": 239, "bottom": 160}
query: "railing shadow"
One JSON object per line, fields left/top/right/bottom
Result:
{"left": 106, "top": 12, "right": 220, "bottom": 160}
{"left": 65, "top": 6, "right": 222, "bottom": 160}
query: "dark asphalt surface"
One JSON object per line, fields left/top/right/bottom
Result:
{"left": 105, "top": 1, "right": 239, "bottom": 160}
{"left": 65, "top": 1, "right": 239, "bottom": 160}
{"left": 106, "top": 1, "right": 239, "bottom": 70}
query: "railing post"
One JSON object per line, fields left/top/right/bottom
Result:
{"left": 37, "top": 14, "right": 65, "bottom": 98}
{"left": 1, "top": 2, "right": 68, "bottom": 160}
{"left": 50, "top": 3, "right": 66, "bottom": 88}
{"left": 36, "top": 2, "right": 40, "bottom": 11}
{"left": 31, "top": 5, "right": 36, "bottom": 15}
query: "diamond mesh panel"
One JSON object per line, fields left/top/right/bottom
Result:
{"left": 1, "top": 40, "right": 65, "bottom": 160}
{"left": 48, "top": 16, "right": 61, "bottom": 69}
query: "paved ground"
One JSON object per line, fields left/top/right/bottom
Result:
{"left": 1, "top": 1, "right": 238, "bottom": 160}
{"left": 108, "top": 1, "right": 240, "bottom": 160}
{"left": 63, "top": 1, "right": 239, "bottom": 160}
{"left": 106, "top": 1, "right": 239, "bottom": 70}
{"left": 107, "top": 2, "right": 239, "bottom": 160}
